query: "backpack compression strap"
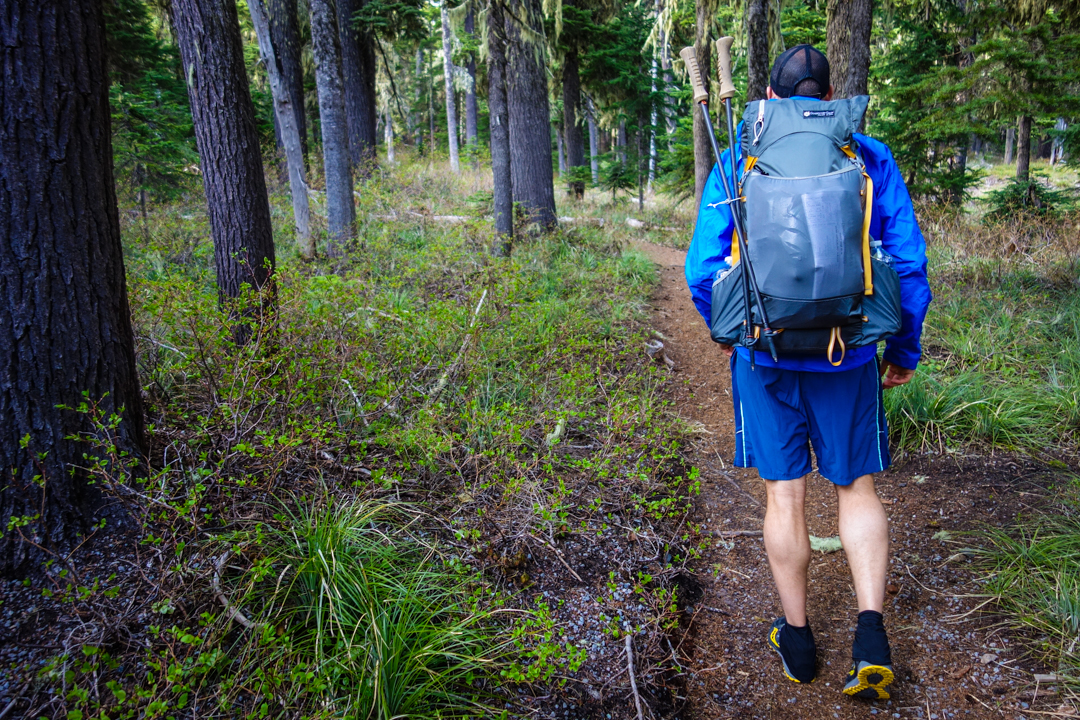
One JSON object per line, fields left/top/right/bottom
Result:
{"left": 840, "top": 145, "right": 874, "bottom": 296}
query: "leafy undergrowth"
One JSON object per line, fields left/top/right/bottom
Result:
{"left": 9, "top": 157, "right": 701, "bottom": 719}
{"left": 884, "top": 204, "right": 1080, "bottom": 460}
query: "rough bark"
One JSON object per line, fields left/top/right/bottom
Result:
{"left": 1, "top": 0, "right": 146, "bottom": 575}
{"left": 441, "top": 4, "right": 461, "bottom": 173}
{"left": 692, "top": 0, "right": 711, "bottom": 218}
{"left": 746, "top": 0, "right": 770, "bottom": 101}
{"left": 173, "top": 0, "right": 277, "bottom": 302}
{"left": 1016, "top": 114, "right": 1032, "bottom": 181}
{"left": 250, "top": 0, "right": 313, "bottom": 259}
{"left": 827, "top": 0, "right": 872, "bottom": 98}
{"left": 337, "top": 0, "right": 377, "bottom": 172}
{"left": 414, "top": 47, "right": 424, "bottom": 150}
{"left": 506, "top": 0, "right": 557, "bottom": 229}
{"left": 488, "top": 0, "right": 513, "bottom": 254}
{"left": 587, "top": 95, "right": 599, "bottom": 183}
{"left": 563, "top": 48, "right": 586, "bottom": 198}
{"left": 658, "top": 0, "right": 676, "bottom": 144}
{"left": 266, "top": 0, "right": 308, "bottom": 162}
{"left": 464, "top": 1, "right": 479, "bottom": 146}
{"left": 1004, "top": 125, "right": 1015, "bottom": 165}
{"left": 648, "top": 55, "right": 657, "bottom": 190}
{"left": 309, "top": 0, "right": 356, "bottom": 250}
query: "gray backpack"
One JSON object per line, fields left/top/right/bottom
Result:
{"left": 710, "top": 96, "right": 901, "bottom": 365}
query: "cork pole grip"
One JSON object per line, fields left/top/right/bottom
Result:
{"left": 679, "top": 46, "right": 709, "bottom": 104}
{"left": 715, "top": 37, "right": 736, "bottom": 100}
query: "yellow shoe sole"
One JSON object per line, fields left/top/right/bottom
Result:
{"left": 842, "top": 662, "right": 894, "bottom": 700}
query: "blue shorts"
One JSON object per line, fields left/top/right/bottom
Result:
{"left": 731, "top": 354, "right": 890, "bottom": 485}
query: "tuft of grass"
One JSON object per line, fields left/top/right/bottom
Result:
{"left": 217, "top": 497, "right": 502, "bottom": 718}
{"left": 967, "top": 483, "right": 1080, "bottom": 687}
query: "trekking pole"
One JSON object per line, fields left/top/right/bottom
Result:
{"left": 678, "top": 46, "right": 758, "bottom": 367}
{"left": 714, "top": 36, "right": 779, "bottom": 362}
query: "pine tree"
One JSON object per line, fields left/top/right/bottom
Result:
{"left": 1, "top": 0, "right": 146, "bottom": 575}
{"left": 172, "top": 0, "right": 277, "bottom": 318}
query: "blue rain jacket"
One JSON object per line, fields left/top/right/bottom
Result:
{"left": 685, "top": 108, "right": 932, "bottom": 372}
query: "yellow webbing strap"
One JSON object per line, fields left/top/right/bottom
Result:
{"left": 730, "top": 229, "right": 739, "bottom": 264}
{"left": 827, "top": 327, "right": 846, "bottom": 367}
{"left": 861, "top": 174, "right": 874, "bottom": 295}
{"left": 841, "top": 145, "right": 875, "bottom": 296}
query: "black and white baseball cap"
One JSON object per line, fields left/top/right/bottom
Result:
{"left": 770, "top": 44, "right": 830, "bottom": 99}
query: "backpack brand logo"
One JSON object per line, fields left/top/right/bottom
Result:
{"left": 803, "top": 110, "right": 836, "bottom": 118}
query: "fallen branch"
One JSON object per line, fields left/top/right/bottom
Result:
{"left": 625, "top": 635, "right": 644, "bottom": 720}
{"left": 428, "top": 289, "right": 488, "bottom": 403}
{"left": 213, "top": 552, "right": 260, "bottom": 630}
{"left": 626, "top": 217, "right": 680, "bottom": 232}
{"left": 717, "top": 529, "right": 763, "bottom": 538}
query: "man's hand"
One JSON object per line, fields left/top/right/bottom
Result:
{"left": 880, "top": 359, "right": 915, "bottom": 389}
{"left": 718, "top": 343, "right": 735, "bottom": 358}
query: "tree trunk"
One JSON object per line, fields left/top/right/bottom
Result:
{"left": 1004, "top": 125, "right": 1015, "bottom": 165}
{"left": 557, "top": 121, "right": 566, "bottom": 175}
{"left": 266, "top": 0, "right": 308, "bottom": 163}
{"left": 441, "top": 4, "right": 461, "bottom": 173}
{"left": 251, "top": 0, "right": 313, "bottom": 259}
{"left": 587, "top": 95, "right": 599, "bottom": 184}
{"left": 309, "top": 0, "right": 356, "bottom": 250}
{"left": 337, "top": 0, "right": 377, "bottom": 173}
{"left": 487, "top": 0, "right": 513, "bottom": 254}
{"left": 506, "top": 0, "right": 557, "bottom": 229}
{"left": 1051, "top": 118, "right": 1066, "bottom": 165}
{"left": 648, "top": 54, "right": 658, "bottom": 191}
{"left": 563, "top": 47, "right": 586, "bottom": 198}
{"left": 428, "top": 49, "right": 436, "bottom": 153}
{"left": 746, "top": 0, "right": 770, "bottom": 101}
{"left": 173, "top": 0, "right": 277, "bottom": 303}
{"left": 692, "top": 0, "right": 712, "bottom": 218}
{"left": 385, "top": 108, "right": 395, "bottom": 163}
{"left": 827, "top": 0, "right": 872, "bottom": 98}
{"left": 464, "top": 1, "right": 479, "bottom": 146}
{"left": 617, "top": 118, "right": 627, "bottom": 163}
{"left": 1, "top": 0, "right": 146, "bottom": 575}
{"left": 414, "top": 47, "right": 424, "bottom": 151}
{"left": 658, "top": 0, "right": 676, "bottom": 146}
{"left": 1016, "top": 114, "right": 1032, "bottom": 182}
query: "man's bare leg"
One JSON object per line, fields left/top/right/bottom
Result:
{"left": 835, "top": 473, "right": 889, "bottom": 613}
{"left": 763, "top": 476, "right": 811, "bottom": 625}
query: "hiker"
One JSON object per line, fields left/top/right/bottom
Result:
{"left": 684, "top": 44, "right": 932, "bottom": 699}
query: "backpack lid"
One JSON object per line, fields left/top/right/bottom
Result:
{"left": 741, "top": 96, "right": 870, "bottom": 160}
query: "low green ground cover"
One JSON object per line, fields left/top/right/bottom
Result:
{"left": 41, "top": 160, "right": 699, "bottom": 719}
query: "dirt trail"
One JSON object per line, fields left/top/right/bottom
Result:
{"left": 632, "top": 240, "right": 1068, "bottom": 720}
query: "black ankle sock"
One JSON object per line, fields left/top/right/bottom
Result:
{"left": 852, "top": 610, "right": 892, "bottom": 665}
{"left": 779, "top": 619, "right": 817, "bottom": 682}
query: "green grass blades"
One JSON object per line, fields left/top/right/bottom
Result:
{"left": 968, "top": 491, "right": 1080, "bottom": 688}
{"left": 222, "top": 498, "right": 501, "bottom": 718}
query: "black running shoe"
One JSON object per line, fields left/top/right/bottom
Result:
{"left": 842, "top": 660, "right": 894, "bottom": 699}
{"left": 767, "top": 617, "right": 816, "bottom": 683}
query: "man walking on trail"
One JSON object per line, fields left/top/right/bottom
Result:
{"left": 684, "top": 45, "right": 932, "bottom": 699}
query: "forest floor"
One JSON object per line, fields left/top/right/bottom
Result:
{"left": 633, "top": 239, "right": 1079, "bottom": 720}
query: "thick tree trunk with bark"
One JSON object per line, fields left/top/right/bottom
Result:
{"left": 746, "top": 0, "right": 770, "bottom": 101}
{"left": 310, "top": 0, "right": 356, "bottom": 249}
{"left": 506, "top": 0, "right": 557, "bottom": 229}
{"left": 487, "top": 0, "right": 513, "bottom": 254}
{"left": 173, "top": 0, "right": 277, "bottom": 301}
{"left": 563, "top": 48, "right": 586, "bottom": 198}
{"left": 0, "top": 0, "right": 146, "bottom": 575}
{"left": 267, "top": 0, "right": 308, "bottom": 162}
{"left": 251, "top": 0, "right": 313, "bottom": 259}
{"left": 337, "top": 0, "right": 377, "bottom": 172}
{"left": 1016, "top": 114, "right": 1032, "bottom": 181}
{"left": 827, "top": 0, "right": 872, "bottom": 98}
{"left": 464, "top": 1, "right": 479, "bottom": 146}
{"left": 692, "top": 0, "right": 712, "bottom": 217}
{"left": 441, "top": 4, "right": 461, "bottom": 173}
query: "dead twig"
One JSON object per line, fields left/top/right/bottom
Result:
{"left": 625, "top": 635, "right": 644, "bottom": 720}
{"left": 212, "top": 552, "right": 260, "bottom": 630}
{"left": 717, "top": 529, "right": 763, "bottom": 538}
{"left": 428, "top": 288, "right": 487, "bottom": 402}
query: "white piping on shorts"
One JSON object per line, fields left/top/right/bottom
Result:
{"left": 738, "top": 399, "right": 747, "bottom": 466}
{"left": 874, "top": 382, "right": 884, "bottom": 471}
